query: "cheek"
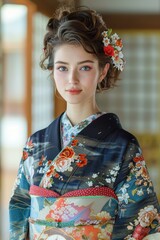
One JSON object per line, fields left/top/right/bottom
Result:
{"left": 53, "top": 70, "right": 60, "bottom": 81}
{"left": 81, "top": 71, "right": 99, "bottom": 81}
{"left": 54, "top": 80, "right": 63, "bottom": 92}
{"left": 53, "top": 72, "right": 63, "bottom": 86}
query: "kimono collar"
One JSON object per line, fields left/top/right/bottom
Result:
{"left": 60, "top": 112, "right": 104, "bottom": 147}
{"left": 44, "top": 112, "right": 122, "bottom": 159}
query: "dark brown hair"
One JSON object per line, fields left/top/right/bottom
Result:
{"left": 40, "top": 7, "right": 122, "bottom": 91}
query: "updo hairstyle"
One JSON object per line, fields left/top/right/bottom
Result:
{"left": 40, "top": 7, "right": 122, "bottom": 91}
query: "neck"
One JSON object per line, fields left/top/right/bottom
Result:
{"left": 66, "top": 103, "right": 100, "bottom": 126}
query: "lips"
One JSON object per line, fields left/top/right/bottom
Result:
{"left": 66, "top": 89, "right": 82, "bottom": 94}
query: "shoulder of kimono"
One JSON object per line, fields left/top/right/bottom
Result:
{"left": 27, "top": 113, "right": 63, "bottom": 143}
{"left": 115, "top": 128, "right": 139, "bottom": 146}
{"left": 103, "top": 113, "right": 139, "bottom": 147}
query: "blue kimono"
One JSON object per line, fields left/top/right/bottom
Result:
{"left": 9, "top": 113, "right": 160, "bottom": 240}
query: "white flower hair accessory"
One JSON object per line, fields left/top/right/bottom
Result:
{"left": 102, "top": 29, "right": 125, "bottom": 71}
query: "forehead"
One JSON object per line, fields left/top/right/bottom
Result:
{"left": 53, "top": 44, "right": 98, "bottom": 63}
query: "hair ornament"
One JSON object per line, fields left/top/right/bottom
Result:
{"left": 102, "top": 29, "right": 125, "bottom": 71}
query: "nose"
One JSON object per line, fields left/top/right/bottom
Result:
{"left": 68, "top": 69, "right": 79, "bottom": 84}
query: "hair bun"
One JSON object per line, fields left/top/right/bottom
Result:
{"left": 61, "top": 10, "right": 70, "bottom": 17}
{"left": 47, "top": 18, "right": 59, "bottom": 31}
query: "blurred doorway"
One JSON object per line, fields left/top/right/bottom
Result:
{"left": 1, "top": 3, "right": 28, "bottom": 239}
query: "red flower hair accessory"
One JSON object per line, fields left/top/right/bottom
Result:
{"left": 102, "top": 29, "right": 125, "bottom": 71}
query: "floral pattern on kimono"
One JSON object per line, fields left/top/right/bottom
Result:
{"left": 9, "top": 112, "right": 160, "bottom": 240}
{"left": 29, "top": 186, "right": 118, "bottom": 240}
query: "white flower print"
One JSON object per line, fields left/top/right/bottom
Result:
{"left": 138, "top": 205, "right": 158, "bottom": 227}
{"left": 95, "top": 211, "right": 112, "bottom": 221}
{"left": 111, "top": 177, "right": 116, "bottom": 182}
{"left": 137, "top": 189, "right": 144, "bottom": 196}
{"left": 68, "top": 166, "right": 73, "bottom": 172}
{"left": 86, "top": 164, "right": 120, "bottom": 187}
{"left": 118, "top": 184, "right": 130, "bottom": 204}
{"left": 105, "top": 178, "right": 111, "bottom": 183}
{"left": 109, "top": 170, "right": 116, "bottom": 176}
{"left": 118, "top": 192, "right": 130, "bottom": 204}
{"left": 109, "top": 164, "right": 120, "bottom": 178}
{"left": 54, "top": 157, "right": 73, "bottom": 173}
{"left": 114, "top": 165, "right": 120, "bottom": 171}
{"left": 127, "top": 224, "right": 134, "bottom": 231}
{"left": 92, "top": 173, "right": 98, "bottom": 178}
{"left": 147, "top": 188, "right": 153, "bottom": 194}
{"left": 120, "top": 184, "right": 129, "bottom": 193}
{"left": 126, "top": 205, "right": 159, "bottom": 239}
{"left": 40, "top": 176, "right": 52, "bottom": 189}
{"left": 38, "top": 167, "right": 45, "bottom": 174}
{"left": 87, "top": 181, "right": 93, "bottom": 187}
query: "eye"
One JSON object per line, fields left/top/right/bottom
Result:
{"left": 80, "top": 66, "right": 91, "bottom": 71}
{"left": 57, "top": 66, "right": 68, "bottom": 71}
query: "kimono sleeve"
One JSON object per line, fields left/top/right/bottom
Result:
{"left": 9, "top": 138, "right": 34, "bottom": 240}
{"left": 112, "top": 139, "right": 160, "bottom": 240}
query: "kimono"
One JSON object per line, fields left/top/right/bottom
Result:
{"left": 9, "top": 112, "right": 160, "bottom": 240}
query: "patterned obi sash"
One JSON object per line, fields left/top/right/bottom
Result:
{"left": 29, "top": 185, "right": 118, "bottom": 240}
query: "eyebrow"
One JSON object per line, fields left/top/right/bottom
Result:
{"left": 55, "top": 60, "right": 95, "bottom": 65}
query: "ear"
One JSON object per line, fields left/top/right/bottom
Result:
{"left": 99, "top": 63, "right": 110, "bottom": 82}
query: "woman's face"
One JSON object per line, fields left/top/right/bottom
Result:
{"left": 53, "top": 44, "right": 109, "bottom": 107}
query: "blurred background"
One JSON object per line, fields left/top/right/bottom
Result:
{"left": 0, "top": 0, "right": 160, "bottom": 239}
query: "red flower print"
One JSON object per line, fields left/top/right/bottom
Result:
{"left": 103, "top": 45, "right": 114, "bottom": 56}
{"left": 77, "top": 158, "right": 87, "bottom": 167}
{"left": 71, "top": 139, "right": 78, "bottom": 146}
{"left": 141, "top": 167, "right": 148, "bottom": 177}
{"left": 46, "top": 166, "right": 55, "bottom": 177}
{"left": 38, "top": 155, "right": 46, "bottom": 166}
{"left": 133, "top": 155, "right": 144, "bottom": 163}
{"left": 38, "top": 160, "right": 43, "bottom": 166}
{"left": 22, "top": 151, "right": 28, "bottom": 160}
{"left": 26, "top": 140, "right": 34, "bottom": 148}
{"left": 132, "top": 224, "right": 150, "bottom": 240}
{"left": 78, "top": 154, "right": 87, "bottom": 159}
{"left": 55, "top": 217, "right": 62, "bottom": 223}
{"left": 46, "top": 210, "right": 54, "bottom": 220}
{"left": 77, "top": 154, "right": 87, "bottom": 168}
{"left": 59, "top": 147, "right": 75, "bottom": 158}
{"left": 54, "top": 173, "right": 60, "bottom": 178}
{"left": 47, "top": 160, "right": 52, "bottom": 166}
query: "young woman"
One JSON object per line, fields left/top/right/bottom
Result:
{"left": 9, "top": 7, "right": 160, "bottom": 240}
